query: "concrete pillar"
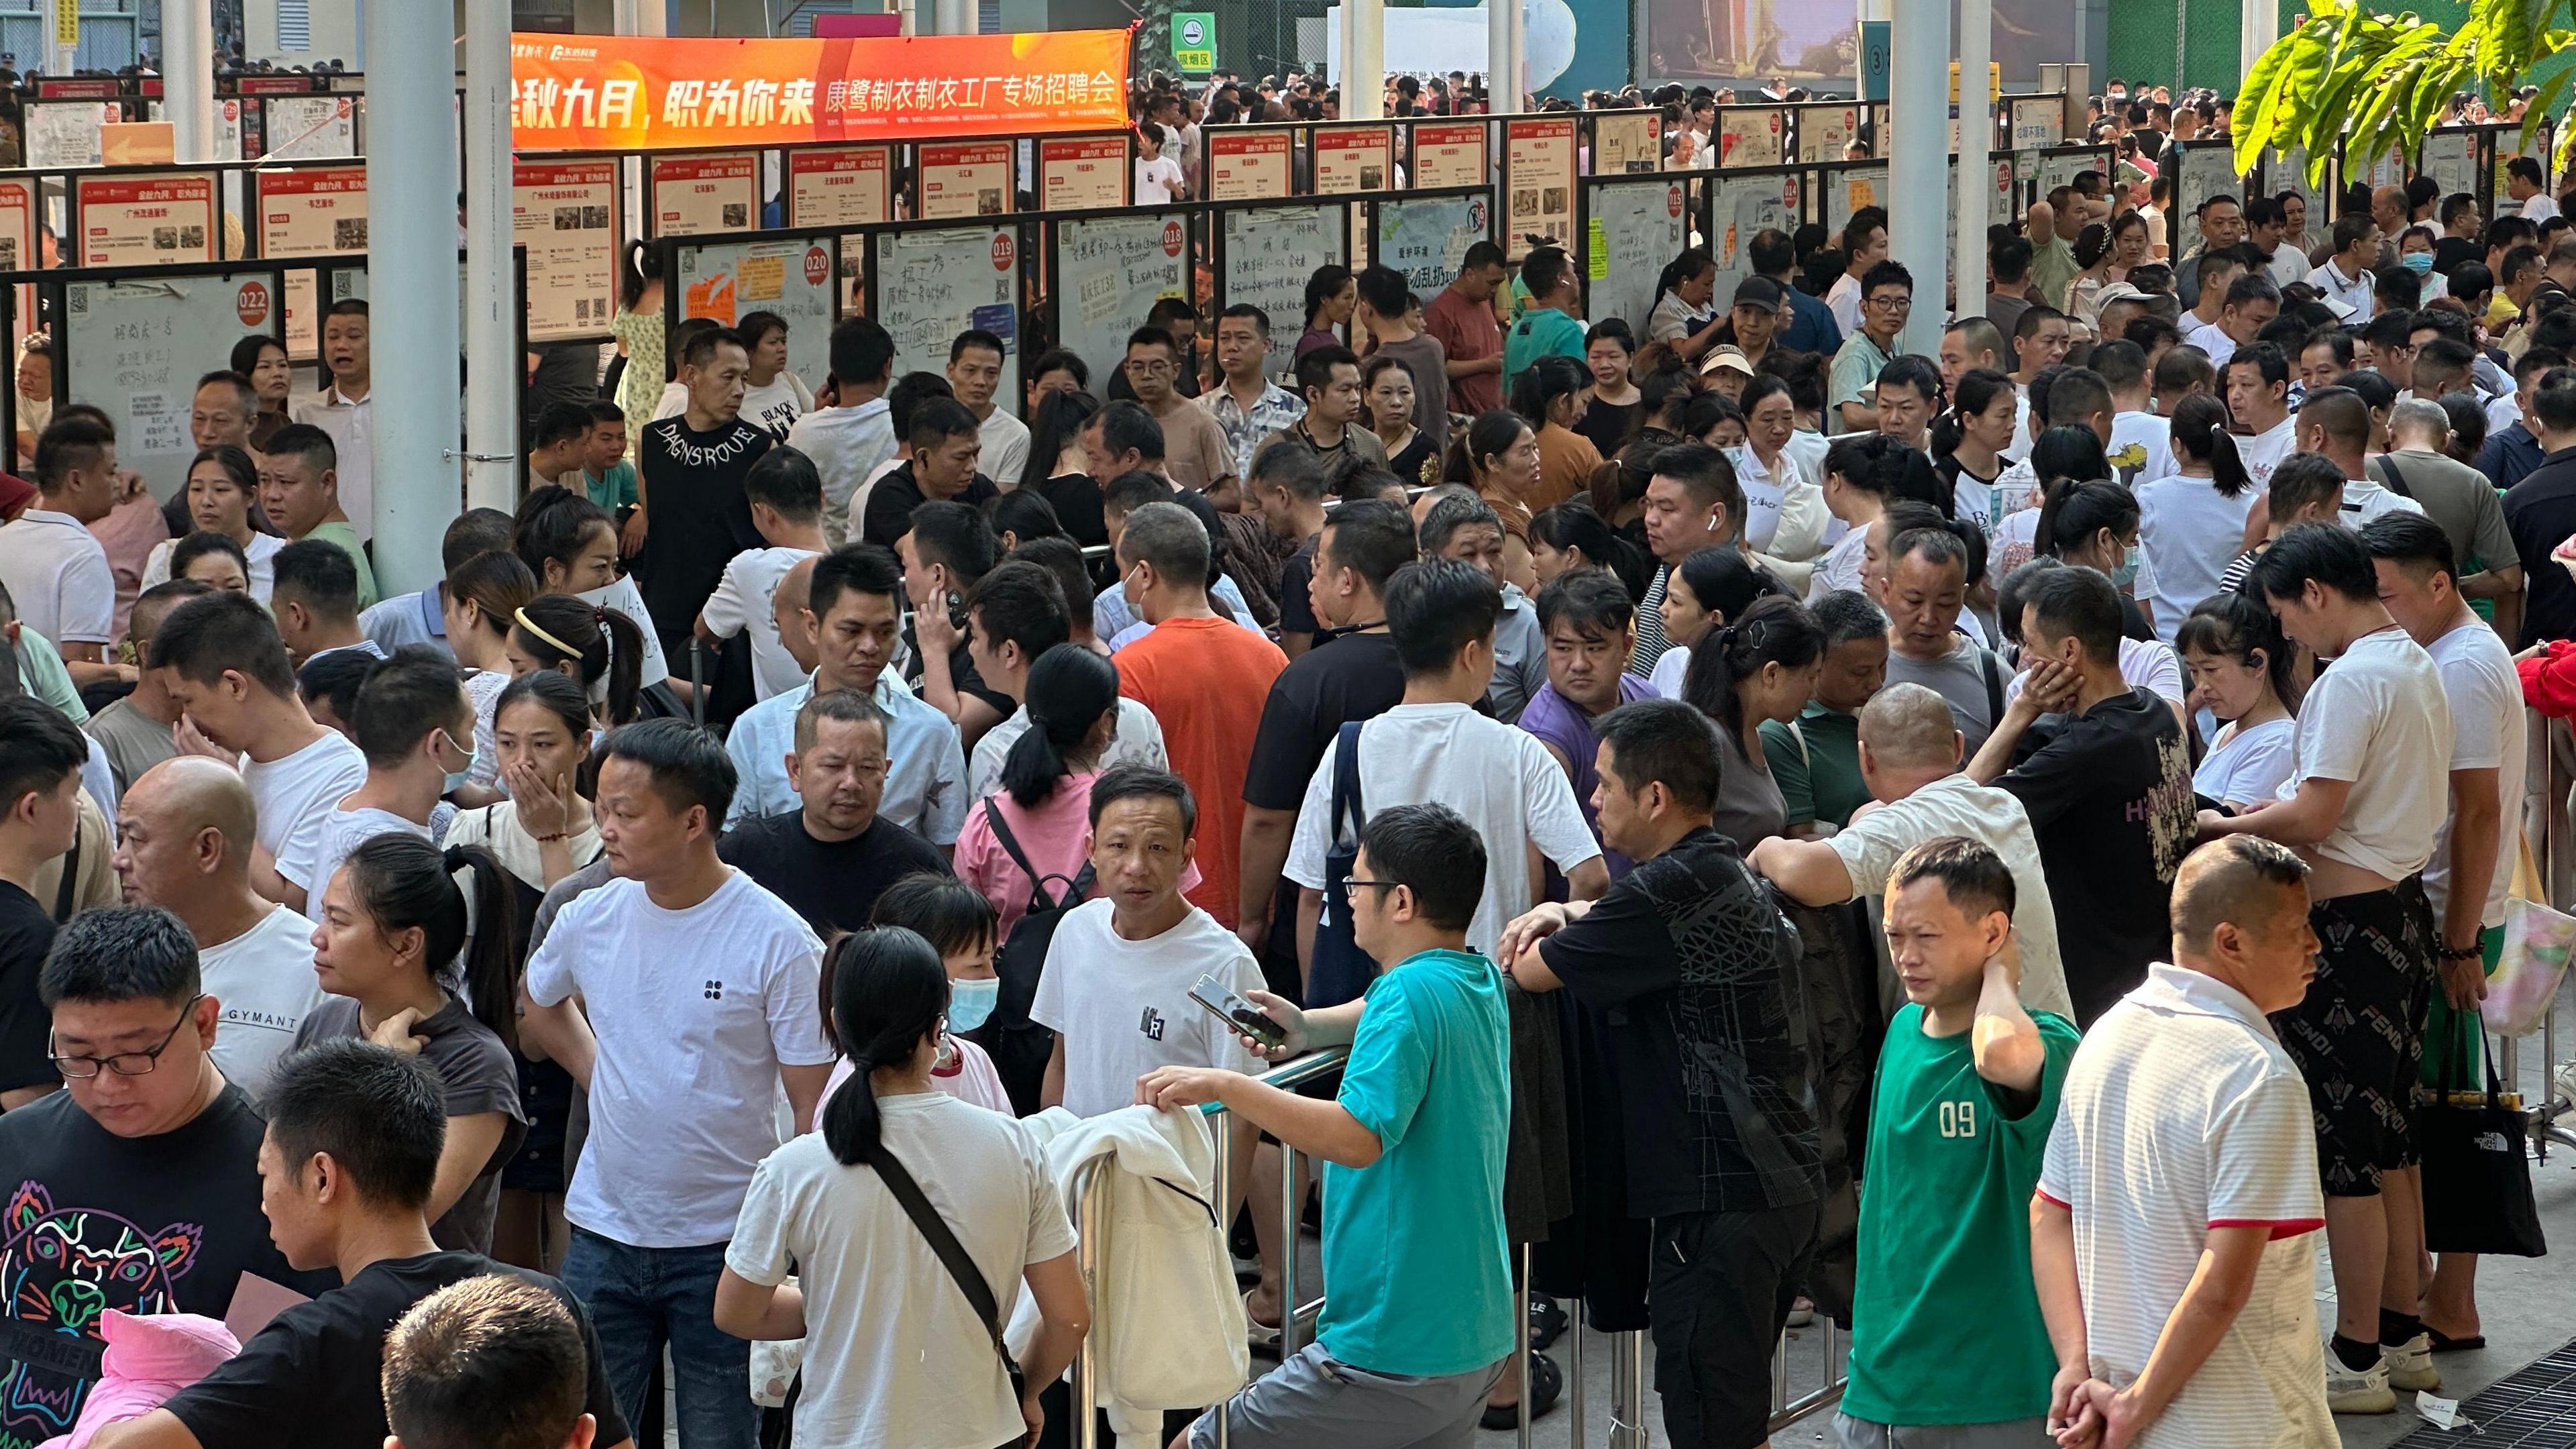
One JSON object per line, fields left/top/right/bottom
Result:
{"left": 1886, "top": 0, "right": 1948, "bottom": 354}
{"left": 1956, "top": 0, "right": 1990, "bottom": 323}
{"left": 1342, "top": 0, "right": 1383, "bottom": 118}
{"left": 462, "top": 0, "right": 514, "bottom": 514}
{"left": 162, "top": 0, "right": 216, "bottom": 163}
{"left": 363, "top": 0, "right": 463, "bottom": 596}
{"left": 1487, "top": 0, "right": 1521, "bottom": 113}
{"left": 611, "top": 0, "right": 667, "bottom": 36}
{"left": 2241, "top": 0, "right": 2279, "bottom": 88}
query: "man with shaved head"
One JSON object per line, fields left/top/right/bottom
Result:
{"left": 110, "top": 756, "right": 321, "bottom": 1093}
{"left": 1748, "top": 682, "right": 2073, "bottom": 1017}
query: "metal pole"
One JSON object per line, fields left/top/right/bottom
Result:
{"left": 1955, "top": 0, "right": 1991, "bottom": 323}
{"left": 1213, "top": 1106, "right": 1232, "bottom": 1449}
{"left": 1278, "top": 1142, "right": 1303, "bottom": 1356}
{"left": 1515, "top": 1243, "right": 1534, "bottom": 1449}
{"left": 1570, "top": 1312, "right": 1586, "bottom": 1449}
{"left": 362, "top": 0, "right": 462, "bottom": 597}
{"left": 1611, "top": 1330, "right": 1647, "bottom": 1448}
{"left": 1487, "top": 0, "right": 1521, "bottom": 115}
{"left": 1886, "top": 0, "right": 1949, "bottom": 354}
{"left": 462, "top": 0, "right": 515, "bottom": 515}
{"left": 1073, "top": 1162, "right": 1105, "bottom": 1449}
{"left": 162, "top": 0, "right": 216, "bottom": 164}
{"left": 612, "top": 0, "right": 667, "bottom": 37}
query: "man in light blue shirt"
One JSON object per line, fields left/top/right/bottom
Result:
{"left": 1142, "top": 803, "right": 1513, "bottom": 1448}
{"left": 722, "top": 543, "right": 965, "bottom": 841}
{"left": 356, "top": 507, "right": 517, "bottom": 661}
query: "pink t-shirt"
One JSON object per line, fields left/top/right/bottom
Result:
{"left": 818, "top": 1037, "right": 1012, "bottom": 1116}
{"left": 954, "top": 771, "right": 1201, "bottom": 938}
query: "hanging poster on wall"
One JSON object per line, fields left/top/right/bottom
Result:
{"left": 76, "top": 172, "right": 217, "bottom": 267}
{"left": 1040, "top": 136, "right": 1129, "bottom": 211}
{"left": 0, "top": 177, "right": 36, "bottom": 273}
{"left": 1411, "top": 121, "right": 1487, "bottom": 189}
{"left": 2010, "top": 98, "right": 2063, "bottom": 151}
{"left": 2420, "top": 130, "right": 2477, "bottom": 203}
{"left": 1591, "top": 111, "right": 1659, "bottom": 174}
{"left": 513, "top": 158, "right": 621, "bottom": 339}
{"left": 1376, "top": 193, "right": 1487, "bottom": 293}
{"left": 1057, "top": 212, "right": 1187, "bottom": 380}
{"left": 26, "top": 101, "right": 116, "bottom": 168}
{"left": 651, "top": 152, "right": 759, "bottom": 236}
{"left": 1823, "top": 165, "right": 1888, "bottom": 236}
{"left": 1314, "top": 124, "right": 1394, "bottom": 194}
{"left": 1716, "top": 108, "right": 1784, "bottom": 167}
{"left": 918, "top": 141, "right": 1014, "bottom": 219}
{"left": 1587, "top": 180, "right": 1684, "bottom": 335}
{"left": 262, "top": 95, "right": 357, "bottom": 159}
{"left": 1709, "top": 172, "right": 1799, "bottom": 301}
{"left": 874, "top": 225, "right": 1018, "bottom": 385}
{"left": 1503, "top": 116, "right": 1576, "bottom": 259}
{"left": 787, "top": 145, "right": 890, "bottom": 226}
{"left": 1793, "top": 104, "right": 1860, "bottom": 163}
{"left": 257, "top": 164, "right": 366, "bottom": 258}
{"left": 1206, "top": 131, "right": 1292, "bottom": 201}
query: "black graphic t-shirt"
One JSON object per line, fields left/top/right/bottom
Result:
{"left": 637, "top": 415, "right": 773, "bottom": 645}
{"left": 1996, "top": 686, "right": 2196, "bottom": 1024}
{"left": 0, "top": 1086, "right": 329, "bottom": 1449}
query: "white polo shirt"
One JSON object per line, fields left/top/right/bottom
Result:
{"left": 2039, "top": 963, "right": 2333, "bottom": 1448}
{"left": 2306, "top": 259, "right": 2375, "bottom": 323}
{"left": 0, "top": 507, "right": 113, "bottom": 645}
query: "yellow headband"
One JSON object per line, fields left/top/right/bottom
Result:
{"left": 513, "top": 606, "right": 580, "bottom": 658}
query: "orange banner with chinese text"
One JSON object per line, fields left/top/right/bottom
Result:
{"left": 510, "top": 29, "right": 1133, "bottom": 151}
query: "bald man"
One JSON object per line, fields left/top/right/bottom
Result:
{"left": 1749, "top": 682, "right": 2074, "bottom": 1018}
{"left": 110, "top": 757, "right": 321, "bottom": 1093}
{"left": 771, "top": 553, "right": 819, "bottom": 677}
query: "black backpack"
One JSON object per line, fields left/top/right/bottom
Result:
{"left": 980, "top": 798, "right": 1094, "bottom": 1116}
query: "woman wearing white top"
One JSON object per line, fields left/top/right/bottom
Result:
{"left": 1734, "top": 375, "right": 1830, "bottom": 590}
{"left": 2177, "top": 593, "right": 2300, "bottom": 809}
{"left": 1643, "top": 248, "right": 1727, "bottom": 362}
{"left": 1931, "top": 369, "right": 2019, "bottom": 530}
{"left": 2134, "top": 394, "right": 2258, "bottom": 642}
{"left": 140, "top": 446, "right": 283, "bottom": 601}
{"left": 1648, "top": 546, "right": 1784, "bottom": 699}
{"left": 715, "top": 928, "right": 1090, "bottom": 1449}
{"left": 2063, "top": 213, "right": 2152, "bottom": 339}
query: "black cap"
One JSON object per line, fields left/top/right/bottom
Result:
{"left": 1732, "top": 275, "right": 1788, "bottom": 309}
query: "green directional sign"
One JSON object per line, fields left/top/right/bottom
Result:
{"left": 1173, "top": 12, "right": 1217, "bottom": 74}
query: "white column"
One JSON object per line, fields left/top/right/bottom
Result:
{"left": 1886, "top": 0, "right": 1948, "bottom": 354}
{"left": 362, "top": 0, "right": 462, "bottom": 596}
{"left": 1955, "top": 0, "right": 1990, "bottom": 323}
{"left": 162, "top": 0, "right": 215, "bottom": 163}
{"left": 1342, "top": 0, "right": 1383, "bottom": 118}
{"left": 1487, "top": 0, "right": 1521, "bottom": 113}
{"left": 2241, "top": 0, "right": 2279, "bottom": 85}
{"left": 462, "top": 0, "right": 513, "bottom": 514}
{"left": 935, "top": 0, "right": 973, "bottom": 36}
{"left": 612, "top": 0, "right": 668, "bottom": 37}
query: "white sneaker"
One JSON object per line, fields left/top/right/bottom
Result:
{"left": 2384, "top": 1333, "right": 2440, "bottom": 1393}
{"left": 2326, "top": 1351, "right": 2398, "bottom": 1413}
{"left": 2555, "top": 1058, "right": 2576, "bottom": 1112}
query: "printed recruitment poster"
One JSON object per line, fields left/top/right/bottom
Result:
{"left": 1205, "top": 131, "right": 1291, "bottom": 201}
{"left": 919, "top": 142, "right": 1014, "bottom": 219}
{"left": 78, "top": 172, "right": 217, "bottom": 266}
{"left": 1313, "top": 124, "right": 1393, "bottom": 194}
{"left": 1504, "top": 117, "right": 1576, "bottom": 259}
{"left": 787, "top": 144, "right": 891, "bottom": 225}
{"left": 509, "top": 30, "right": 1132, "bottom": 150}
{"left": 652, "top": 152, "right": 759, "bottom": 235}
{"left": 258, "top": 164, "right": 366, "bottom": 256}
{"left": 0, "top": 178, "right": 35, "bottom": 273}
{"left": 513, "top": 158, "right": 621, "bottom": 338}
{"left": 1040, "top": 136, "right": 1128, "bottom": 211}
{"left": 1412, "top": 121, "right": 1486, "bottom": 190}
{"left": 1591, "top": 111, "right": 1659, "bottom": 174}
{"left": 1718, "top": 108, "right": 1784, "bottom": 166}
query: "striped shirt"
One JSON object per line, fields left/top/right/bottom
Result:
{"left": 2037, "top": 963, "right": 2334, "bottom": 1449}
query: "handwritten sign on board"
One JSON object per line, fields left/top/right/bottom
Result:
{"left": 874, "top": 227, "right": 1019, "bottom": 409}
{"left": 1376, "top": 194, "right": 1489, "bottom": 294}
{"left": 1586, "top": 180, "right": 1684, "bottom": 338}
{"left": 1224, "top": 205, "right": 1345, "bottom": 339}
{"left": 68, "top": 274, "right": 281, "bottom": 500}
{"left": 1057, "top": 211, "right": 1188, "bottom": 384}
{"left": 1823, "top": 165, "right": 1888, "bottom": 235}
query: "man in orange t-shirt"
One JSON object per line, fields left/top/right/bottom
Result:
{"left": 1112, "top": 500, "right": 1288, "bottom": 928}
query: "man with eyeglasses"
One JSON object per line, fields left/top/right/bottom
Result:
{"left": 1120, "top": 325, "right": 1241, "bottom": 508}
{"left": 1829, "top": 260, "right": 1914, "bottom": 435}
{"left": 0, "top": 906, "right": 331, "bottom": 1449}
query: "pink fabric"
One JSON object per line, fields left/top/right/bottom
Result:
{"left": 88, "top": 493, "right": 170, "bottom": 643}
{"left": 37, "top": 1309, "right": 239, "bottom": 1449}
{"left": 818, "top": 1036, "right": 1013, "bottom": 1117}
{"left": 953, "top": 773, "right": 1199, "bottom": 938}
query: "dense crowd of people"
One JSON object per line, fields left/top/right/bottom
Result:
{"left": 5, "top": 64, "right": 2576, "bottom": 1449}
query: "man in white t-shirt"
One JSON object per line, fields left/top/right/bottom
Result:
{"left": 2362, "top": 511, "right": 2526, "bottom": 1353}
{"left": 109, "top": 757, "right": 321, "bottom": 1097}
{"left": 784, "top": 316, "right": 899, "bottom": 549}
{"left": 1285, "top": 557, "right": 1606, "bottom": 973}
{"left": 2507, "top": 156, "right": 2558, "bottom": 221}
{"left": 148, "top": 591, "right": 368, "bottom": 902}
{"left": 0, "top": 413, "right": 123, "bottom": 690}
{"left": 1752, "top": 682, "right": 2075, "bottom": 1018}
{"left": 271, "top": 648, "right": 469, "bottom": 917}
{"left": 2222, "top": 343, "right": 2300, "bottom": 490}
{"left": 290, "top": 299, "right": 374, "bottom": 539}
{"left": 963, "top": 564, "right": 1165, "bottom": 800}
{"left": 2035, "top": 836, "right": 2334, "bottom": 1449}
{"left": 2181, "top": 271, "right": 2280, "bottom": 370}
{"left": 699, "top": 447, "right": 826, "bottom": 702}
{"left": 1029, "top": 763, "right": 1268, "bottom": 1118}
{"left": 948, "top": 328, "right": 1030, "bottom": 487}
{"left": 523, "top": 718, "right": 835, "bottom": 1449}
{"left": 2296, "top": 385, "right": 2425, "bottom": 527}
{"left": 2198, "top": 523, "right": 2451, "bottom": 1413}
{"left": 1134, "top": 125, "right": 1186, "bottom": 203}
{"left": 2093, "top": 340, "right": 2172, "bottom": 485}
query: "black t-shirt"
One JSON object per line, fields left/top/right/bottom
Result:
{"left": 1996, "top": 686, "right": 2197, "bottom": 1025}
{"left": 1032, "top": 473, "right": 1110, "bottom": 549}
{"left": 1277, "top": 534, "right": 1321, "bottom": 640}
{"left": 1574, "top": 398, "right": 1640, "bottom": 459}
{"left": 0, "top": 1086, "right": 333, "bottom": 1439}
{"left": 0, "top": 879, "right": 54, "bottom": 1091}
{"left": 637, "top": 415, "right": 773, "bottom": 642}
{"left": 1385, "top": 429, "right": 1442, "bottom": 490}
{"left": 2434, "top": 235, "right": 2479, "bottom": 275}
{"left": 164, "top": 1251, "right": 631, "bottom": 1449}
{"left": 861, "top": 464, "right": 1001, "bottom": 551}
{"left": 1240, "top": 629, "right": 1407, "bottom": 811}
{"left": 719, "top": 810, "right": 953, "bottom": 937}
{"left": 898, "top": 621, "right": 1017, "bottom": 719}
{"left": 1534, "top": 826, "right": 1822, "bottom": 1218}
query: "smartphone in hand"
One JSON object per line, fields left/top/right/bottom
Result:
{"left": 1188, "top": 973, "right": 1287, "bottom": 1051}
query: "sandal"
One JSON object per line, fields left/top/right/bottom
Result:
{"left": 1478, "top": 1351, "right": 1564, "bottom": 1430}
{"left": 1528, "top": 1295, "right": 1568, "bottom": 1352}
{"left": 2426, "top": 1326, "right": 2486, "bottom": 1354}
{"left": 1243, "top": 1289, "right": 1281, "bottom": 1351}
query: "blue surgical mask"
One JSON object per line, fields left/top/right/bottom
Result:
{"left": 948, "top": 977, "right": 1000, "bottom": 1033}
{"left": 2402, "top": 252, "right": 2434, "bottom": 276}
{"left": 2112, "top": 544, "right": 2142, "bottom": 588}
{"left": 439, "top": 729, "right": 478, "bottom": 795}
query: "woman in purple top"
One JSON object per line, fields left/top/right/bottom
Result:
{"left": 1295, "top": 264, "right": 1356, "bottom": 362}
{"left": 1519, "top": 568, "right": 1660, "bottom": 877}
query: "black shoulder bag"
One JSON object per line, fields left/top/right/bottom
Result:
{"left": 873, "top": 1146, "right": 1026, "bottom": 1377}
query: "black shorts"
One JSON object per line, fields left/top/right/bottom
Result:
{"left": 1648, "top": 1199, "right": 1820, "bottom": 1449}
{"left": 2270, "top": 878, "right": 2436, "bottom": 1197}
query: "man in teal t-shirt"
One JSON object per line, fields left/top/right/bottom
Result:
{"left": 1502, "top": 244, "right": 1588, "bottom": 390}
{"left": 1140, "top": 803, "right": 1512, "bottom": 1448}
{"left": 1836, "top": 835, "right": 2080, "bottom": 1447}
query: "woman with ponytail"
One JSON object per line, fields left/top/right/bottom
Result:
{"left": 2136, "top": 392, "right": 2258, "bottom": 641}
{"left": 507, "top": 592, "right": 647, "bottom": 727}
{"left": 2177, "top": 592, "right": 2299, "bottom": 808}
{"left": 1531, "top": 500, "right": 1652, "bottom": 600}
{"left": 1644, "top": 246, "right": 1727, "bottom": 361}
{"left": 1931, "top": 368, "right": 2020, "bottom": 525}
{"left": 296, "top": 833, "right": 529, "bottom": 1254}
{"left": 1678, "top": 593, "right": 1826, "bottom": 850}
{"left": 513, "top": 483, "right": 672, "bottom": 690}
{"left": 712, "top": 926, "right": 1089, "bottom": 1449}
{"left": 2032, "top": 476, "right": 2155, "bottom": 641}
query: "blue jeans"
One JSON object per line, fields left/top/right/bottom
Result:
{"left": 563, "top": 1226, "right": 755, "bottom": 1449}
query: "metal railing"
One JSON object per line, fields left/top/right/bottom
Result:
{"left": 1060, "top": 1046, "right": 1849, "bottom": 1447}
